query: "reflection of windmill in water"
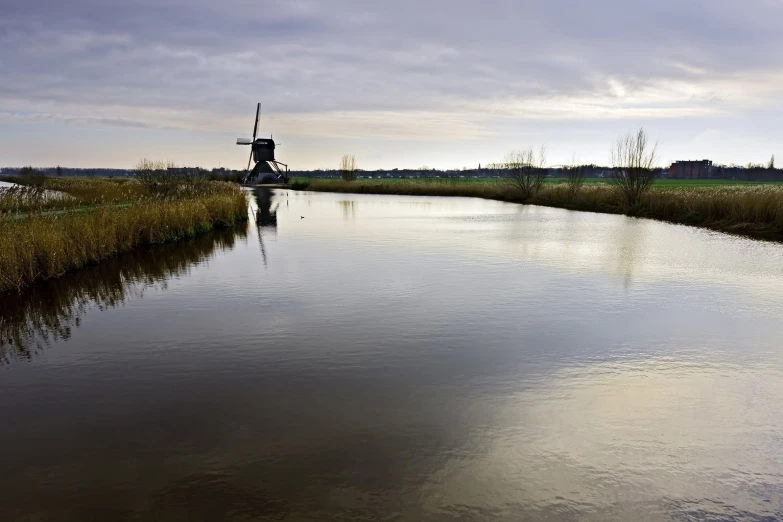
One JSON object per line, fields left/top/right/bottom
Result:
{"left": 236, "top": 103, "right": 289, "bottom": 185}
{"left": 251, "top": 188, "right": 280, "bottom": 268}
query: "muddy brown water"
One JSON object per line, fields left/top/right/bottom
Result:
{"left": 1, "top": 189, "right": 783, "bottom": 521}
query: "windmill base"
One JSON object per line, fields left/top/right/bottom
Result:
{"left": 243, "top": 160, "right": 289, "bottom": 185}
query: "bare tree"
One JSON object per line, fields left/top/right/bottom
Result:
{"left": 339, "top": 154, "right": 358, "bottom": 181}
{"left": 611, "top": 128, "right": 658, "bottom": 206}
{"left": 505, "top": 146, "right": 547, "bottom": 199}
{"left": 565, "top": 154, "right": 586, "bottom": 198}
{"left": 769, "top": 154, "right": 775, "bottom": 169}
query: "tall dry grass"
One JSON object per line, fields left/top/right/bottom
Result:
{"left": 302, "top": 179, "right": 783, "bottom": 240}
{"left": 0, "top": 178, "right": 247, "bottom": 293}
{"left": 639, "top": 185, "right": 783, "bottom": 234}
{"left": 1, "top": 174, "right": 243, "bottom": 217}
{"left": 1, "top": 177, "right": 148, "bottom": 216}
{"left": 0, "top": 185, "right": 60, "bottom": 215}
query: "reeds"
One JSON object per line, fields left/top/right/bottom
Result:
{"left": 0, "top": 177, "right": 247, "bottom": 293}
{"left": 0, "top": 185, "right": 61, "bottom": 215}
{"left": 1, "top": 177, "right": 147, "bottom": 216}
{"left": 302, "top": 179, "right": 783, "bottom": 240}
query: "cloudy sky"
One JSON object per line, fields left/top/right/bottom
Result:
{"left": 1, "top": 0, "right": 781, "bottom": 170}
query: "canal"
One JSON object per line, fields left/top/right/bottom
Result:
{"left": 1, "top": 189, "right": 782, "bottom": 520}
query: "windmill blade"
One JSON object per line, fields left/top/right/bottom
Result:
{"left": 246, "top": 149, "right": 253, "bottom": 172}
{"left": 252, "top": 103, "right": 260, "bottom": 140}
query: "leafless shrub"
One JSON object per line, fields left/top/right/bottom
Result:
{"left": 339, "top": 154, "right": 358, "bottom": 182}
{"left": 611, "top": 128, "right": 658, "bottom": 207}
{"left": 505, "top": 146, "right": 547, "bottom": 199}
{"left": 565, "top": 154, "right": 586, "bottom": 199}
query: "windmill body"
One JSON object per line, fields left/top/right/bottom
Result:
{"left": 237, "top": 103, "right": 289, "bottom": 184}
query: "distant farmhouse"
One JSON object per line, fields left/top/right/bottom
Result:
{"left": 669, "top": 160, "right": 713, "bottom": 179}
{"left": 666, "top": 159, "right": 782, "bottom": 181}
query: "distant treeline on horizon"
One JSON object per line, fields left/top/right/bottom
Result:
{"left": 2, "top": 163, "right": 782, "bottom": 181}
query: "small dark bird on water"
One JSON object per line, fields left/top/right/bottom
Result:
{"left": 301, "top": 216, "right": 304, "bottom": 219}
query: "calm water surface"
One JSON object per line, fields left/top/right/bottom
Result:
{"left": 2, "top": 189, "right": 783, "bottom": 521}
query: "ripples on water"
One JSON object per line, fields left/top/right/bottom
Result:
{"left": 1, "top": 189, "right": 782, "bottom": 521}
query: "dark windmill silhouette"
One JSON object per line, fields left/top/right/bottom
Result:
{"left": 237, "top": 103, "right": 289, "bottom": 184}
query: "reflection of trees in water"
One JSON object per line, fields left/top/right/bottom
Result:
{"left": 613, "top": 217, "right": 648, "bottom": 288}
{"left": 504, "top": 206, "right": 649, "bottom": 288}
{"left": 0, "top": 227, "right": 248, "bottom": 364}
{"left": 338, "top": 200, "right": 356, "bottom": 220}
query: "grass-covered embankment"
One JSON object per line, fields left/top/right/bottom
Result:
{"left": 0, "top": 175, "right": 247, "bottom": 293}
{"left": 293, "top": 178, "right": 783, "bottom": 241}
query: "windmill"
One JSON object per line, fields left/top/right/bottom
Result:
{"left": 237, "top": 103, "right": 289, "bottom": 184}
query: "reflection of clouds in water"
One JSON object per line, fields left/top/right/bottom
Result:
{"left": 417, "top": 356, "right": 783, "bottom": 520}
{"left": 280, "top": 192, "right": 783, "bottom": 317}
{"left": 3, "top": 191, "right": 783, "bottom": 520}
{"left": 0, "top": 228, "right": 247, "bottom": 363}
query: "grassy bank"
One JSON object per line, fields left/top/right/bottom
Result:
{"left": 293, "top": 179, "right": 783, "bottom": 241}
{"left": 0, "top": 177, "right": 247, "bottom": 293}
{"left": 291, "top": 177, "right": 783, "bottom": 190}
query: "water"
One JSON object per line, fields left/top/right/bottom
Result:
{"left": 0, "top": 179, "right": 68, "bottom": 203}
{"left": 2, "top": 189, "right": 783, "bottom": 521}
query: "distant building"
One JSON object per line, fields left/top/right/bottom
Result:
{"left": 669, "top": 160, "right": 713, "bottom": 179}
{"left": 167, "top": 167, "right": 204, "bottom": 176}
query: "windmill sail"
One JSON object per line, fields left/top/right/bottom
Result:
{"left": 252, "top": 103, "right": 260, "bottom": 141}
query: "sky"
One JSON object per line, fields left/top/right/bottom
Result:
{"left": 1, "top": 0, "right": 782, "bottom": 170}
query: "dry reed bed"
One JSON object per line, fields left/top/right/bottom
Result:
{"left": 303, "top": 180, "right": 783, "bottom": 240}
{"left": 0, "top": 185, "right": 74, "bottom": 215}
{"left": 0, "top": 178, "right": 149, "bottom": 216}
{"left": 0, "top": 178, "right": 248, "bottom": 293}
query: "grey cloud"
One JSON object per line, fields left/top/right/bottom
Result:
{"left": 1, "top": 0, "right": 782, "bottom": 133}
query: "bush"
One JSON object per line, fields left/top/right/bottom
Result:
{"left": 611, "top": 128, "right": 658, "bottom": 207}
{"left": 504, "top": 147, "right": 547, "bottom": 200}
{"left": 339, "top": 154, "right": 358, "bottom": 182}
{"left": 18, "top": 166, "right": 46, "bottom": 187}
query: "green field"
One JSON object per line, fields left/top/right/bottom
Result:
{"left": 292, "top": 177, "right": 783, "bottom": 190}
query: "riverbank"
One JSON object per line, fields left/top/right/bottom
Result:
{"left": 0, "top": 177, "right": 247, "bottom": 293}
{"left": 292, "top": 179, "right": 783, "bottom": 241}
